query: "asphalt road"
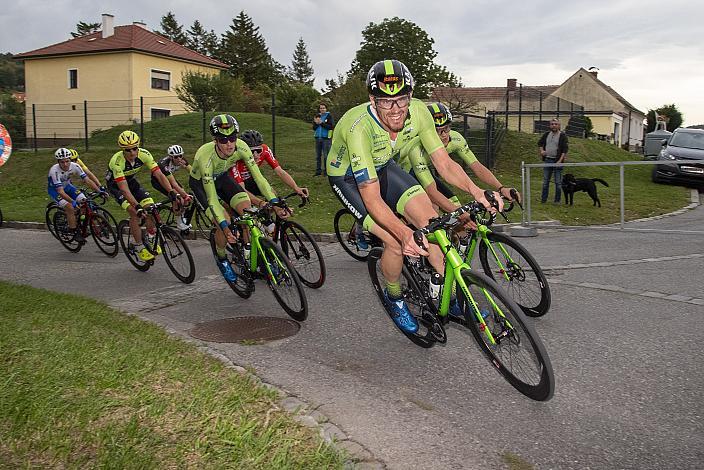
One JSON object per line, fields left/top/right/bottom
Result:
{"left": 1, "top": 205, "right": 703, "bottom": 469}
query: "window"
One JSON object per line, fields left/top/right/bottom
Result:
{"left": 151, "top": 70, "right": 170, "bottom": 90}
{"left": 151, "top": 108, "right": 171, "bottom": 120}
{"left": 68, "top": 69, "right": 78, "bottom": 89}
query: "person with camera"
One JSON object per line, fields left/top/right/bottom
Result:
{"left": 312, "top": 103, "right": 334, "bottom": 176}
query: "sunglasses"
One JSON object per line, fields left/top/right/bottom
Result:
{"left": 250, "top": 147, "right": 263, "bottom": 154}
{"left": 374, "top": 94, "right": 411, "bottom": 110}
{"left": 124, "top": 147, "right": 139, "bottom": 153}
{"left": 216, "top": 135, "right": 238, "bottom": 144}
{"left": 436, "top": 125, "right": 451, "bottom": 135}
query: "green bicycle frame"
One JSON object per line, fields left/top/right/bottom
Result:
{"left": 427, "top": 228, "right": 512, "bottom": 346}
{"left": 463, "top": 224, "right": 515, "bottom": 284}
{"left": 234, "top": 215, "right": 285, "bottom": 286}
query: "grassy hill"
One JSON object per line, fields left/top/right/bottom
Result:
{"left": 0, "top": 112, "right": 691, "bottom": 231}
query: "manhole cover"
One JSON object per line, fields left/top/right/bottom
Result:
{"left": 189, "top": 316, "right": 300, "bottom": 343}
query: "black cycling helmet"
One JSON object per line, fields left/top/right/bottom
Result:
{"left": 366, "top": 59, "right": 414, "bottom": 97}
{"left": 240, "top": 130, "right": 264, "bottom": 148}
{"left": 427, "top": 102, "right": 452, "bottom": 127}
{"left": 209, "top": 114, "right": 239, "bottom": 138}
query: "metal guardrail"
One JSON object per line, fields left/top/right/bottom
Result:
{"left": 520, "top": 160, "right": 703, "bottom": 229}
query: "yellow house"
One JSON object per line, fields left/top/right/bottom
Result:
{"left": 15, "top": 14, "right": 228, "bottom": 142}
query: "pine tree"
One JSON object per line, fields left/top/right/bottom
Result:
{"left": 203, "top": 29, "right": 219, "bottom": 57}
{"left": 288, "top": 37, "right": 314, "bottom": 85}
{"left": 71, "top": 21, "right": 101, "bottom": 38}
{"left": 186, "top": 20, "right": 208, "bottom": 55}
{"left": 158, "top": 12, "right": 187, "bottom": 46}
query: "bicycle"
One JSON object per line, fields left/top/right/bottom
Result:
{"left": 256, "top": 193, "right": 326, "bottom": 289}
{"left": 367, "top": 198, "right": 554, "bottom": 401}
{"left": 117, "top": 202, "right": 196, "bottom": 284}
{"left": 209, "top": 203, "right": 308, "bottom": 321}
{"left": 159, "top": 193, "right": 212, "bottom": 239}
{"left": 333, "top": 208, "right": 381, "bottom": 261}
{"left": 51, "top": 195, "right": 119, "bottom": 257}
{"left": 47, "top": 190, "right": 117, "bottom": 239}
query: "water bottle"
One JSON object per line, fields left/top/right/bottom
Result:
{"left": 429, "top": 273, "right": 442, "bottom": 300}
{"left": 458, "top": 235, "right": 469, "bottom": 256}
{"left": 244, "top": 243, "right": 251, "bottom": 261}
{"left": 266, "top": 222, "right": 276, "bottom": 236}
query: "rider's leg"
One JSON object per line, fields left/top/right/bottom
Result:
{"left": 402, "top": 192, "right": 445, "bottom": 276}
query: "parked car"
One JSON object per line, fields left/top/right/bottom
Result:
{"left": 652, "top": 128, "right": 704, "bottom": 188}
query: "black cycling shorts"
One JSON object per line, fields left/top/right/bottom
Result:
{"left": 189, "top": 173, "right": 246, "bottom": 211}
{"left": 107, "top": 178, "right": 152, "bottom": 209}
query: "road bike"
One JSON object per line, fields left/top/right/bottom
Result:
{"left": 333, "top": 208, "right": 381, "bottom": 261}
{"left": 47, "top": 190, "right": 117, "bottom": 239}
{"left": 158, "top": 193, "right": 212, "bottom": 240}
{"left": 51, "top": 194, "right": 118, "bottom": 257}
{"left": 117, "top": 202, "right": 195, "bottom": 284}
{"left": 367, "top": 198, "right": 554, "bottom": 401}
{"left": 209, "top": 202, "right": 307, "bottom": 321}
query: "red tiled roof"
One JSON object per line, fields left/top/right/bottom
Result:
{"left": 15, "top": 25, "right": 228, "bottom": 69}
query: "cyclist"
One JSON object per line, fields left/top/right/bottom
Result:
{"left": 189, "top": 114, "right": 281, "bottom": 283}
{"left": 151, "top": 144, "right": 193, "bottom": 232}
{"left": 68, "top": 148, "right": 104, "bottom": 190}
{"left": 48, "top": 148, "right": 104, "bottom": 243}
{"left": 399, "top": 102, "right": 521, "bottom": 216}
{"left": 105, "top": 130, "right": 180, "bottom": 262}
{"left": 326, "top": 59, "right": 501, "bottom": 334}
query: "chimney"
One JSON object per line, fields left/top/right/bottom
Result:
{"left": 133, "top": 21, "right": 148, "bottom": 30}
{"left": 507, "top": 78, "right": 517, "bottom": 90}
{"left": 101, "top": 14, "right": 114, "bottom": 38}
{"left": 588, "top": 67, "right": 599, "bottom": 79}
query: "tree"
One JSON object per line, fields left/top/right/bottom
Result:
{"left": 158, "top": 12, "right": 187, "bottom": 46}
{"left": 275, "top": 82, "right": 320, "bottom": 121}
{"left": 646, "top": 104, "right": 684, "bottom": 133}
{"left": 218, "top": 11, "right": 284, "bottom": 88}
{"left": 0, "top": 93, "right": 26, "bottom": 143}
{"left": 175, "top": 71, "right": 249, "bottom": 112}
{"left": 322, "top": 72, "right": 368, "bottom": 116}
{"left": 430, "top": 87, "right": 480, "bottom": 115}
{"left": 0, "top": 54, "right": 24, "bottom": 91}
{"left": 71, "top": 21, "right": 100, "bottom": 38}
{"left": 185, "top": 21, "right": 219, "bottom": 57}
{"left": 288, "top": 38, "right": 314, "bottom": 85}
{"left": 349, "top": 17, "right": 462, "bottom": 98}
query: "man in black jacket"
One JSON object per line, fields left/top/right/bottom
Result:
{"left": 538, "top": 118, "right": 568, "bottom": 203}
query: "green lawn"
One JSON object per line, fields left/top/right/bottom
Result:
{"left": 0, "top": 112, "right": 691, "bottom": 230}
{"left": 0, "top": 281, "right": 345, "bottom": 469}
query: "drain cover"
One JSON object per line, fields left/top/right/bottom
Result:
{"left": 189, "top": 316, "right": 300, "bottom": 343}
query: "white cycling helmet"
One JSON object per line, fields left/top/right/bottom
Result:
{"left": 167, "top": 144, "right": 184, "bottom": 158}
{"left": 54, "top": 147, "right": 72, "bottom": 160}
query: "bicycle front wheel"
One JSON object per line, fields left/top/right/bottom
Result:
{"left": 458, "top": 269, "right": 554, "bottom": 401}
{"left": 160, "top": 226, "right": 195, "bottom": 284}
{"left": 259, "top": 238, "right": 308, "bottom": 321}
{"left": 333, "top": 208, "right": 370, "bottom": 261}
{"left": 117, "top": 220, "right": 151, "bottom": 272}
{"left": 209, "top": 228, "right": 253, "bottom": 298}
{"left": 53, "top": 211, "right": 82, "bottom": 253}
{"left": 478, "top": 232, "right": 551, "bottom": 317}
{"left": 45, "top": 203, "right": 60, "bottom": 239}
{"left": 280, "top": 220, "right": 326, "bottom": 288}
{"left": 89, "top": 212, "right": 119, "bottom": 257}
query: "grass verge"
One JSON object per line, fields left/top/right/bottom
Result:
{"left": 0, "top": 281, "right": 344, "bottom": 469}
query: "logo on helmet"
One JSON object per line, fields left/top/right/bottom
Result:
{"left": 383, "top": 76, "right": 399, "bottom": 83}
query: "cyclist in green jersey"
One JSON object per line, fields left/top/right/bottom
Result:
{"left": 326, "top": 59, "right": 501, "bottom": 334}
{"left": 189, "top": 114, "right": 282, "bottom": 283}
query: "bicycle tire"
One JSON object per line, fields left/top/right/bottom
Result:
{"left": 279, "top": 220, "right": 326, "bottom": 288}
{"left": 478, "top": 232, "right": 551, "bottom": 317}
{"left": 158, "top": 204, "right": 175, "bottom": 227}
{"left": 457, "top": 269, "right": 554, "bottom": 401}
{"left": 259, "top": 237, "right": 308, "bottom": 321}
{"left": 45, "top": 202, "right": 60, "bottom": 239}
{"left": 95, "top": 207, "right": 118, "bottom": 230}
{"left": 89, "top": 212, "right": 119, "bottom": 257}
{"left": 209, "top": 228, "right": 253, "bottom": 298}
{"left": 160, "top": 226, "right": 195, "bottom": 284}
{"left": 367, "top": 247, "right": 436, "bottom": 348}
{"left": 333, "top": 208, "right": 371, "bottom": 261}
{"left": 0, "top": 207, "right": 3, "bottom": 227}
{"left": 53, "top": 211, "right": 82, "bottom": 253}
{"left": 195, "top": 207, "right": 212, "bottom": 240}
{"left": 117, "top": 219, "right": 151, "bottom": 272}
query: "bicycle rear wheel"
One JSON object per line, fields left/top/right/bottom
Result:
{"left": 279, "top": 220, "right": 326, "bottom": 288}
{"left": 117, "top": 219, "right": 151, "bottom": 272}
{"left": 458, "top": 269, "right": 554, "bottom": 401}
{"left": 45, "top": 203, "right": 60, "bottom": 239}
{"left": 53, "top": 211, "right": 82, "bottom": 252}
{"left": 334, "top": 208, "right": 371, "bottom": 261}
{"left": 95, "top": 207, "right": 118, "bottom": 230}
{"left": 209, "top": 228, "right": 253, "bottom": 298}
{"left": 159, "top": 226, "right": 195, "bottom": 283}
{"left": 89, "top": 212, "right": 119, "bottom": 257}
{"left": 158, "top": 203, "right": 175, "bottom": 227}
{"left": 478, "top": 232, "right": 551, "bottom": 317}
{"left": 259, "top": 238, "right": 307, "bottom": 321}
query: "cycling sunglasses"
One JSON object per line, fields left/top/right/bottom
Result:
{"left": 216, "top": 135, "right": 238, "bottom": 144}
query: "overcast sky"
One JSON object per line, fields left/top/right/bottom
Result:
{"left": 3, "top": 0, "right": 702, "bottom": 125}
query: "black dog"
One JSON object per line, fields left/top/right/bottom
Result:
{"left": 561, "top": 173, "right": 609, "bottom": 207}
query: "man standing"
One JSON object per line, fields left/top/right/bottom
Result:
{"left": 538, "top": 118, "right": 568, "bottom": 203}
{"left": 312, "top": 103, "right": 334, "bottom": 176}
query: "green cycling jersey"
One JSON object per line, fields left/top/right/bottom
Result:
{"left": 189, "top": 140, "right": 276, "bottom": 226}
{"left": 106, "top": 148, "right": 158, "bottom": 183}
{"left": 326, "top": 98, "right": 444, "bottom": 184}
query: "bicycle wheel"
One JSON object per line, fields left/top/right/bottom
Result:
{"left": 194, "top": 207, "right": 212, "bottom": 239}
{"left": 45, "top": 203, "right": 60, "bottom": 239}
{"left": 279, "top": 220, "right": 326, "bottom": 289}
{"left": 458, "top": 269, "right": 554, "bottom": 401}
{"left": 209, "top": 228, "right": 253, "bottom": 298}
{"left": 95, "top": 207, "right": 118, "bottom": 230}
{"left": 53, "top": 211, "right": 82, "bottom": 253}
{"left": 0, "top": 207, "right": 3, "bottom": 227}
{"left": 89, "top": 212, "right": 119, "bottom": 257}
{"left": 367, "top": 247, "right": 436, "bottom": 348}
{"left": 478, "top": 232, "right": 551, "bottom": 317}
{"left": 158, "top": 203, "right": 176, "bottom": 227}
{"left": 258, "top": 238, "right": 308, "bottom": 321}
{"left": 117, "top": 219, "right": 151, "bottom": 272}
{"left": 160, "top": 226, "right": 195, "bottom": 284}
{"left": 334, "top": 208, "right": 371, "bottom": 261}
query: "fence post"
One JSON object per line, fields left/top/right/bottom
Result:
{"left": 83, "top": 100, "right": 89, "bottom": 151}
{"left": 525, "top": 165, "right": 532, "bottom": 225}
{"left": 521, "top": 161, "right": 526, "bottom": 226}
{"left": 556, "top": 97, "right": 560, "bottom": 118}
{"left": 619, "top": 163, "right": 625, "bottom": 229}
{"left": 504, "top": 89, "right": 509, "bottom": 127}
{"left": 518, "top": 83, "right": 523, "bottom": 132}
{"left": 485, "top": 113, "right": 492, "bottom": 168}
{"left": 271, "top": 93, "right": 276, "bottom": 156}
{"left": 202, "top": 108, "right": 206, "bottom": 144}
{"left": 462, "top": 114, "right": 468, "bottom": 140}
{"left": 539, "top": 91, "right": 543, "bottom": 129}
{"left": 140, "top": 96, "right": 144, "bottom": 145}
{"left": 32, "top": 103, "right": 37, "bottom": 153}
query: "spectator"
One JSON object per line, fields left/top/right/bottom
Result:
{"left": 538, "top": 118, "right": 568, "bottom": 203}
{"left": 312, "top": 103, "right": 334, "bottom": 176}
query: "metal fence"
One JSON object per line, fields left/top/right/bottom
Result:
{"left": 451, "top": 113, "right": 505, "bottom": 168}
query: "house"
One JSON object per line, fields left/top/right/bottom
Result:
{"left": 14, "top": 14, "right": 228, "bottom": 143}
{"left": 432, "top": 68, "right": 645, "bottom": 151}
